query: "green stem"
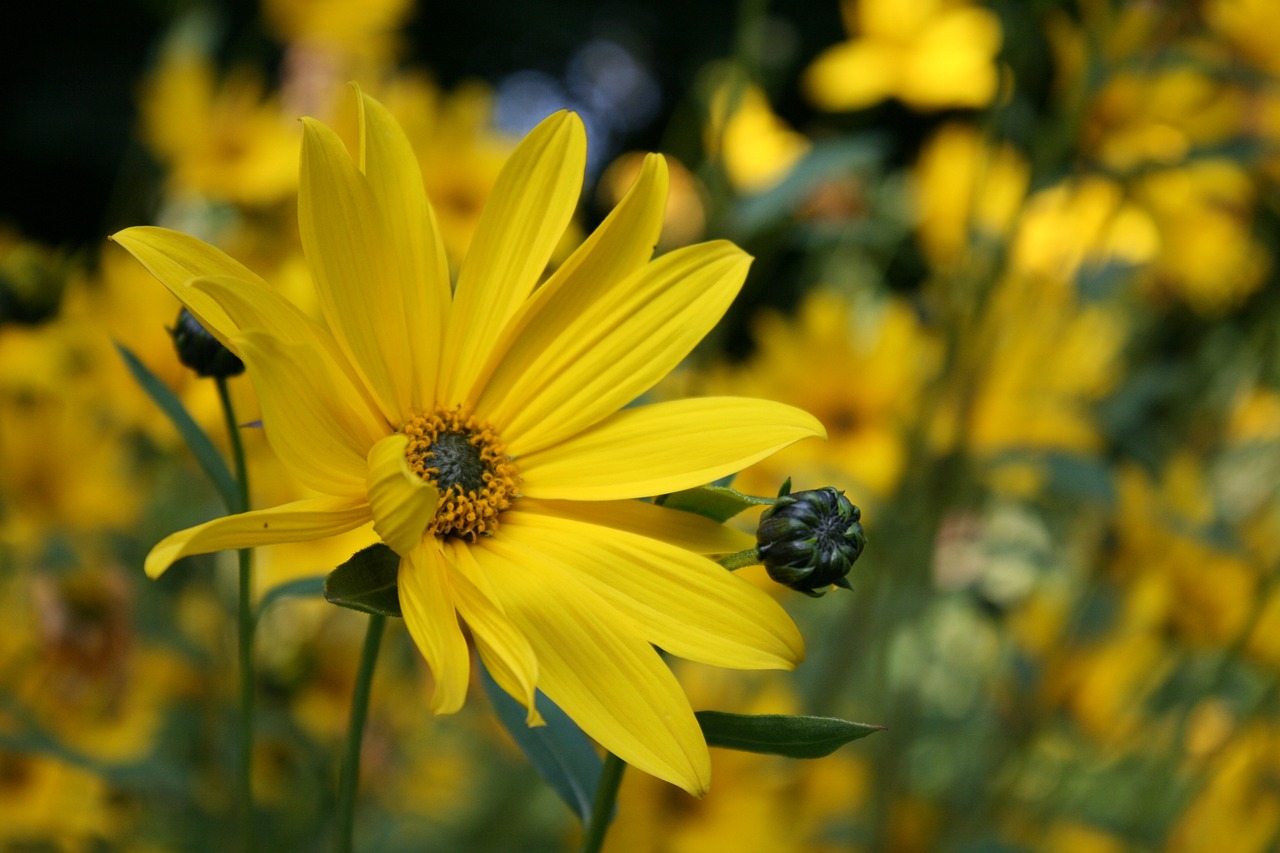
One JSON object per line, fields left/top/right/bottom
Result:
{"left": 579, "top": 752, "right": 627, "bottom": 853}
{"left": 334, "top": 614, "right": 386, "bottom": 853}
{"left": 217, "top": 376, "right": 255, "bottom": 853}
{"left": 718, "top": 547, "right": 761, "bottom": 571}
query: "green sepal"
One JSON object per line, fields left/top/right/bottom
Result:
{"left": 115, "top": 341, "right": 238, "bottom": 512}
{"left": 657, "top": 485, "right": 776, "bottom": 522}
{"left": 695, "top": 711, "right": 885, "bottom": 758}
{"left": 323, "top": 544, "right": 402, "bottom": 617}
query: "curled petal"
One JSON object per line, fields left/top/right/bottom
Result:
{"left": 366, "top": 433, "right": 439, "bottom": 556}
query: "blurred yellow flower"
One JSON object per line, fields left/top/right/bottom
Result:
{"left": 141, "top": 52, "right": 300, "bottom": 206}
{"left": 699, "top": 289, "right": 940, "bottom": 499}
{"left": 705, "top": 77, "right": 810, "bottom": 194}
{"left": 1168, "top": 723, "right": 1280, "bottom": 853}
{"left": 804, "top": 0, "right": 1002, "bottom": 112}
{"left": 912, "top": 122, "right": 1028, "bottom": 269}
{"left": 113, "top": 90, "right": 822, "bottom": 794}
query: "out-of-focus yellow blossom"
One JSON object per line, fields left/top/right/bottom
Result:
{"left": 0, "top": 325, "right": 141, "bottom": 548}
{"left": 599, "top": 152, "right": 706, "bottom": 249}
{"left": 1036, "top": 821, "right": 1131, "bottom": 853}
{"left": 911, "top": 123, "right": 1028, "bottom": 269}
{"left": 265, "top": 0, "right": 411, "bottom": 62}
{"left": 1168, "top": 723, "right": 1280, "bottom": 853}
{"left": 0, "top": 230, "right": 74, "bottom": 324}
{"left": 699, "top": 289, "right": 941, "bottom": 499}
{"left": 1206, "top": 0, "right": 1280, "bottom": 77}
{"left": 1111, "top": 457, "right": 1259, "bottom": 648}
{"left": 609, "top": 666, "right": 869, "bottom": 853}
{"left": 1083, "top": 66, "right": 1246, "bottom": 173}
{"left": 803, "top": 0, "right": 1002, "bottom": 112}
{"left": 705, "top": 78, "right": 810, "bottom": 194}
{"left": 1050, "top": 628, "right": 1169, "bottom": 742}
{"left": 0, "top": 752, "right": 119, "bottom": 848}
{"left": 1007, "top": 176, "right": 1159, "bottom": 285}
{"left": 941, "top": 274, "right": 1127, "bottom": 471}
{"left": 141, "top": 52, "right": 300, "bottom": 206}
{"left": 1134, "top": 161, "right": 1268, "bottom": 314}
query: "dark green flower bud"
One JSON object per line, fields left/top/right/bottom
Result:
{"left": 756, "top": 480, "right": 865, "bottom": 597}
{"left": 169, "top": 307, "right": 244, "bottom": 378}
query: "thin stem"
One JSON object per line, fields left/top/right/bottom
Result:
{"left": 578, "top": 752, "right": 627, "bottom": 853}
{"left": 334, "top": 614, "right": 386, "bottom": 853}
{"left": 217, "top": 376, "right": 255, "bottom": 853}
{"left": 718, "top": 547, "right": 761, "bottom": 571}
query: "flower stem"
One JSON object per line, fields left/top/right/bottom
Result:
{"left": 335, "top": 613, "right": 386, "bottom": 853}
{"left": 578, "top": 752, "right": 627, "bottom": 853}
{"left": 718, "top": 547, "right": 761, "bottom": 571}
{"left": 216, "top": 376, "right": 255, "bottom": 853}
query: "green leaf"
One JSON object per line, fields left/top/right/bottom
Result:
{"left": 115, "top": 341, "right": 239, "bottom": 512}
{"left": 696, "top": 711, "right": 885, "bottom": 758}
{"left": 479, "top": 662, "right": 605, "bottom": 826}
{"left": 657, "top": 485, "right": 775, "bottom": 522}
{"left": 323, "top": 544, "right": 402, "bottom": 617}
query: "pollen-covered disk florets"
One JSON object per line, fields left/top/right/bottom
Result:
{"left": 401, "top": 407, "right": 520, "bottom": 540}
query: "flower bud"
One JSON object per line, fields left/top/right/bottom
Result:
{"left": 169, "top": 308, "right": 244, "bottom": 378}
{"left": 756, "top": 481, "right": 865, "bottom": 597}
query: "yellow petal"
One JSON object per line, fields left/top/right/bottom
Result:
{"left": 519, "top": 397, "right": 826, "bottom": 500}
{"left": 481, "top": 240, "right": 751, "bottom": 456}
{"left": 366, "top": 433, "right": 439, "bottom": 556}
{"left": 522, "top": 498, "right": 755, "bottom": 555}
{"left": 399, "top": 540, "right": 470, "bottom": 714}
{"left": 438, "top": 111, "right": 587, "bottom": 404}
{"left": 464, "top": 152, "right": 668, "bottom": 407}
{"left": 146, "top": 496, "right": 372, "bottom": 579}
{"left": 444, "top": 540, "right": 543, "bottom": 726}
{"left": 356, "top": 89, "right": 451, "bottom": 409}
{"left": 502, "top": 509, "right": 803, "bottom": 670}
{"left": 234, "top": 331, "right": 386, "bottom": 494}
{"left": 109, "top": 226, "right": 260, "bottom": 347}
{"left": 188, "top": 274, "right": 384, "bottom": 417}
{"left": 803, "top": 41, "right": 900, "bottom": 112}
{"left": 473, "top": 534, "right": 711, "bottom": 795}
{"left": 299, "top": 117, "right": 413, "bottom": 422}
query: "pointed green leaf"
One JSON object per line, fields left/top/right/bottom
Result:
{"left": 323, "top": 544, "right": 402, "bottom": 617}
{"left": 696, "top": 711, "right": 885, "bottom": 758}
{"left": 115, "top": 341, "right": 238, "bottom": 511}
{"left": 479, "top": 662, "right": 605, "bottom": 826}
{"left": 657, "top": 485, "right": 776, "bottom": 522}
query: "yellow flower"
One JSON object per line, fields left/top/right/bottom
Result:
{"left": 112, "top": 91, "right": 822, "bottom": 794}
{"left": 803, "top": 0, "right": 1002, "bottom": 112}
{"left": 704, "top": 78, "right": 810, "bottom": 194}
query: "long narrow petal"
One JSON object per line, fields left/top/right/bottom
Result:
{"left": 484, "top": 241, "right": 750, "bottom": 454}
{"left": 189, "top": 274, "right": 385, "bottom": 418}
{"left": 444, "top": 540, "right": 543, "bottom": 726}
{"left": 464, "top": 153, "right": 668, "bottom": 407}
{"left": 366, "top": 434, "right": 439, "bottom": 556}
{"left": 110, "top": 226, "right": 264, "bottom": 346}
{"left": 356, "top": 90, "right": 451, "bottom": 410}
{"left": 299, "top": 117, "right": 413, "bottom": 422}
{"left": 437, "top": 111, "right": 586, "bottom": 404}
{"left": 519, "top": 397, "right": 826, "bottom": 500}
{"left": 399, "top": 541, "right": 470, "bottom": 714}
{"left": 502, "top": 509, "right": 803, "bottom": 670}
{"left": 521, "top": 498, "right": 755, "bottom": 555}
{"left": 235, "top": 331, "right": 386, "bottom": 494}
{"left": 146, "top": 496, "right": 372, "bottom": 579}
{"left": 473, "top": 535, "right": 711, "bottom": 795}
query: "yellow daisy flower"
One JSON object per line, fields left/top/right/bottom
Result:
{"left": 111, "top": 90, "right": 822, "bottom": 795}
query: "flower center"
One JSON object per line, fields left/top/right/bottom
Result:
{"left": 401, "top": 408, "right": 520, "bottom": 540}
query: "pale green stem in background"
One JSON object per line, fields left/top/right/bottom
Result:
{"left": 334, "top": 613, "right": 386, "bottom": 853}
{"left": 216, "top": 375, "right": 255, "bottom": 853}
